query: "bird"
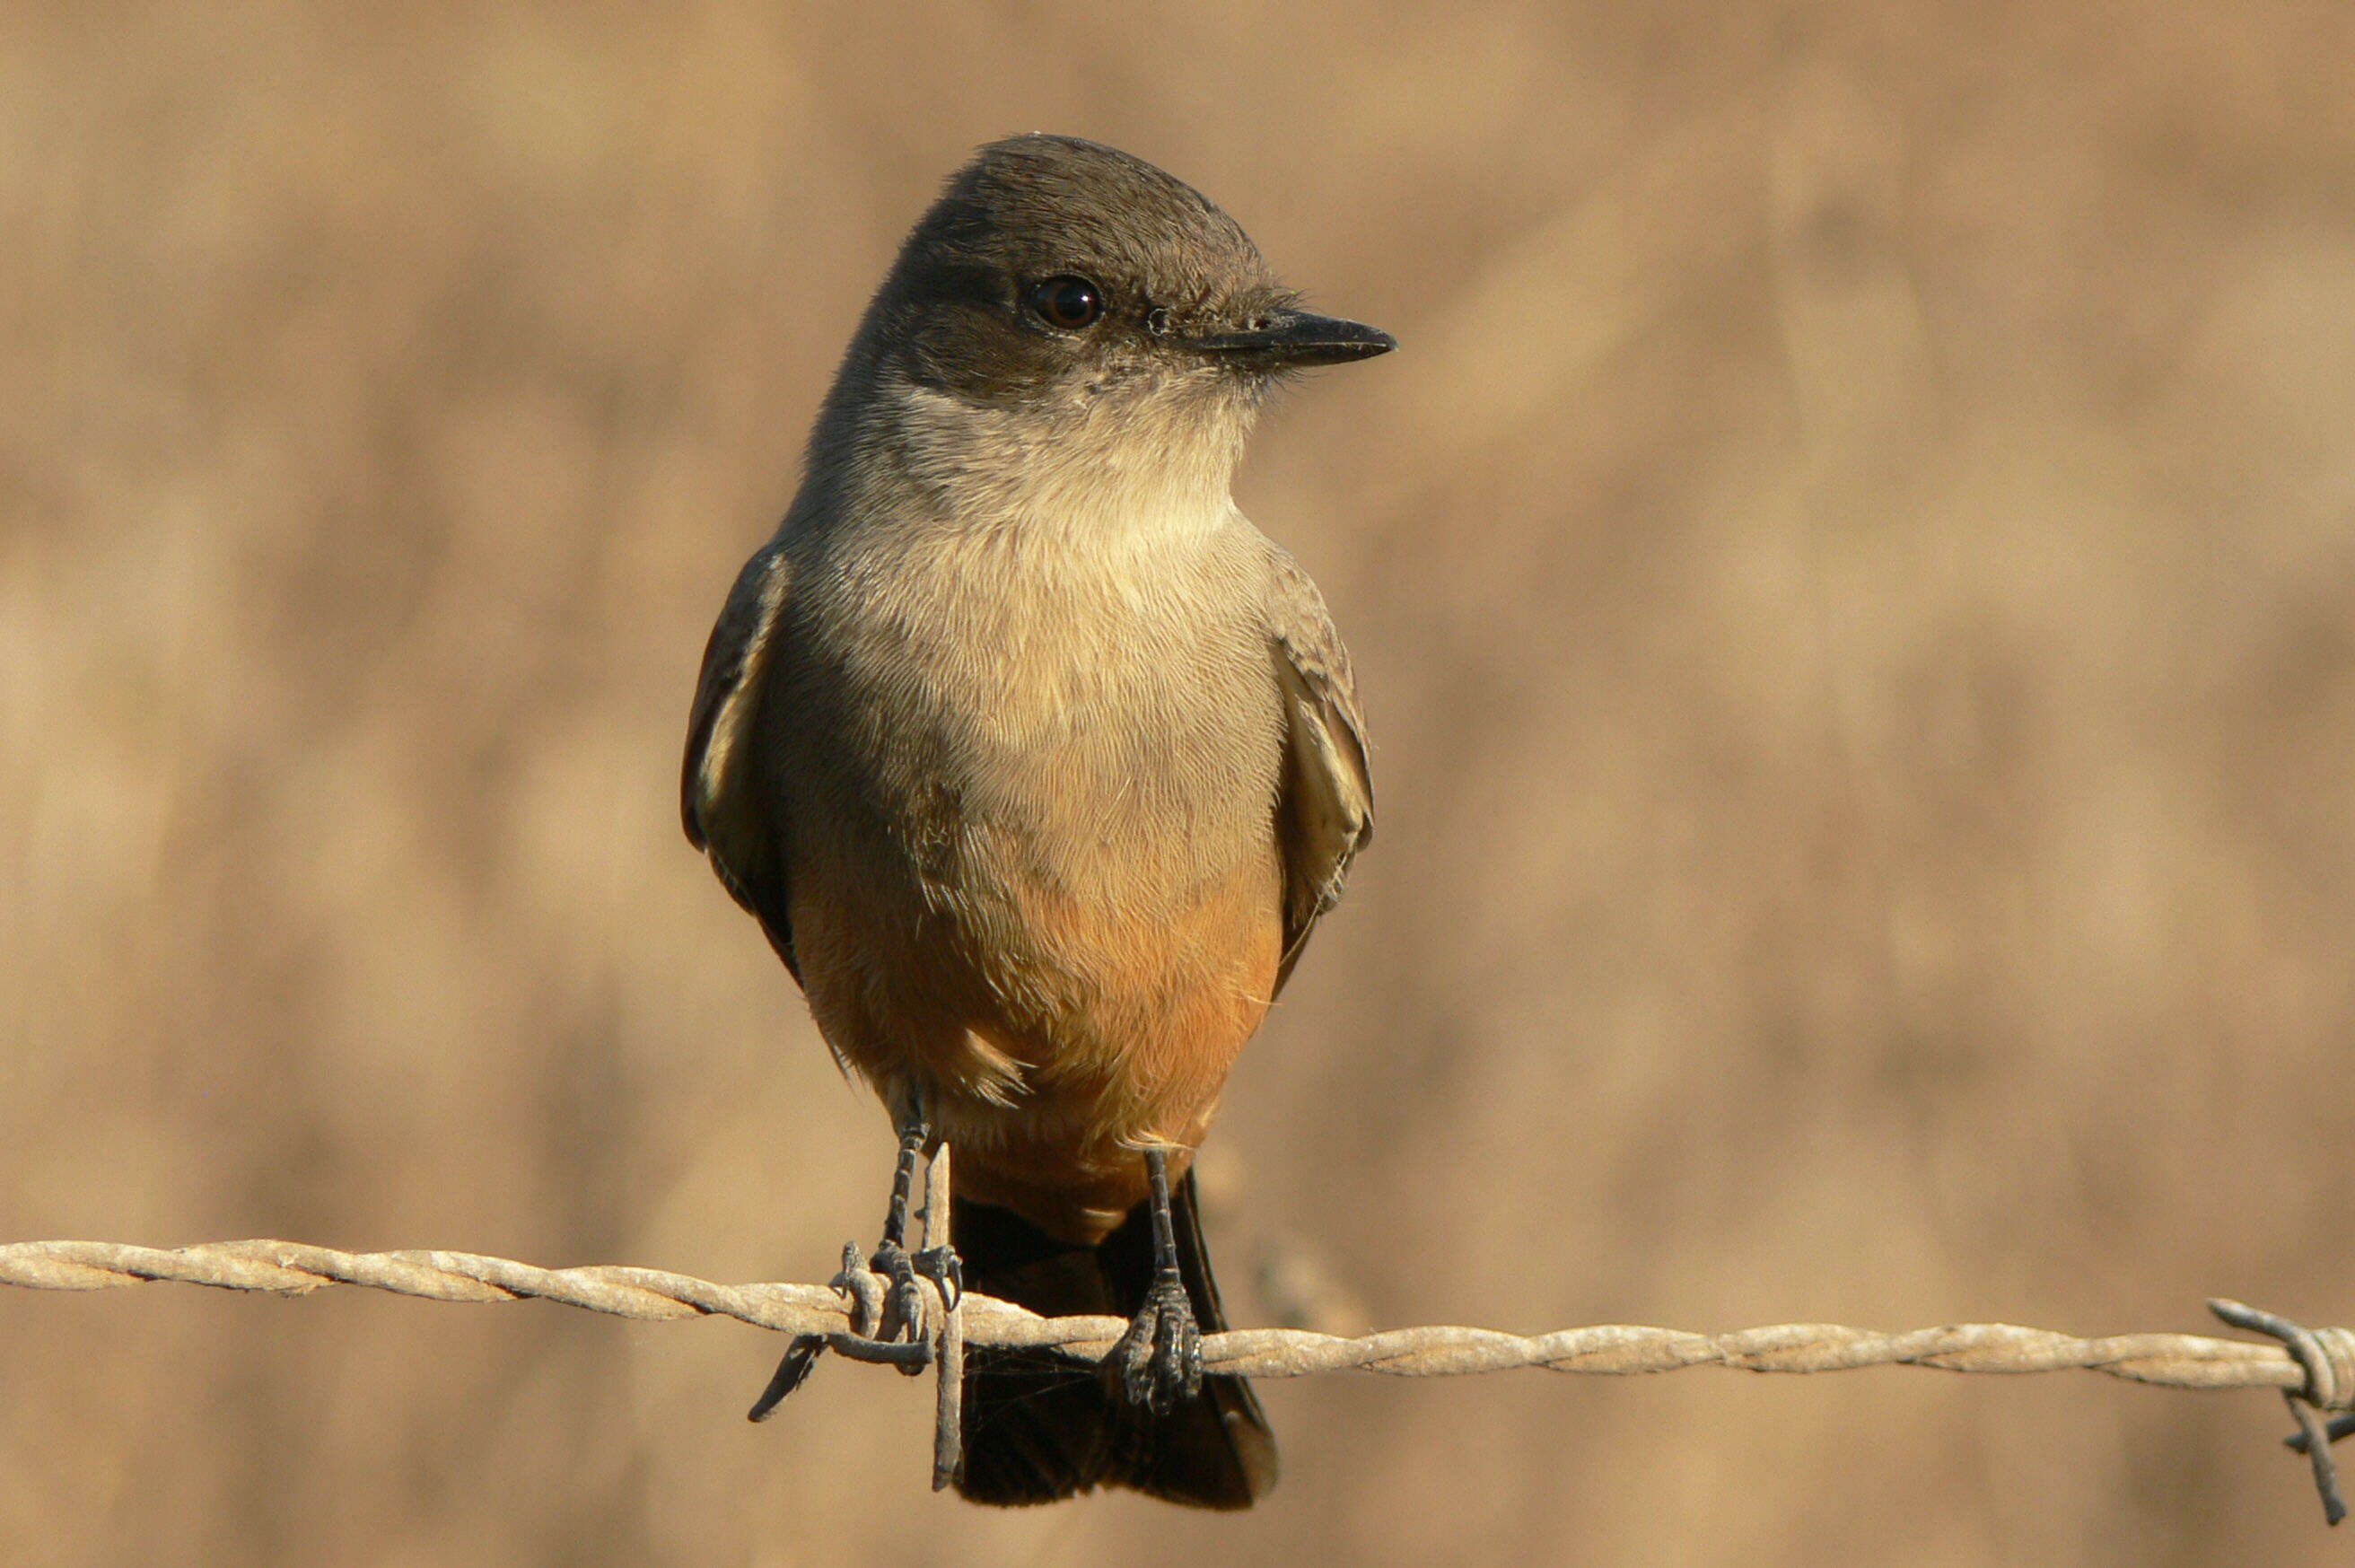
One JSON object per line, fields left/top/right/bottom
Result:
{"left": 681, "top": 133, "right": 1387, "bottom": 1509}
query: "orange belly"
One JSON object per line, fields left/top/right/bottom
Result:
{"left": 791, "top": 834, "right": 1284, "bottom": 1245}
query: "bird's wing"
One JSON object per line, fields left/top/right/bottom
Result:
{"left": 1266, "top": 547, "right": 1374, "bottom": 994}
{"left": 681, "top": 539, "right": 801, "bottom": 980}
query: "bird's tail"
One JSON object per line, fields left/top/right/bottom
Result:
{"left": 950, "top": 1169, "right": 1277, "bottom": 1509}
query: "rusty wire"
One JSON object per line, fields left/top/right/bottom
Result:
{"left": 5, "top": 1153, "right": 2350, "bottom": 1522}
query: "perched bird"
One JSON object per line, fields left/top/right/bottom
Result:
{"left": 682, "top": 133, "right": 1387, "bottom": 1508}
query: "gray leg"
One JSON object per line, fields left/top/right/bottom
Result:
{"left": 870, "top": 1099, "right": 962, "bottom": 1359}
{"left": 1112, "top": 1148, "right": 1204, "bottom": 1412}
{"left": 748, "top": 1092, "right": 960, "bottom": 1421}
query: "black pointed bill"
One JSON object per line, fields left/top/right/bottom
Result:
{"left": 1185, "top": 309, "right": 1396, "bottom": 368}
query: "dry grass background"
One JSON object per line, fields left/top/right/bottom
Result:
{"left": 5, "top": 1, "right": 2355, "bottom": 1562}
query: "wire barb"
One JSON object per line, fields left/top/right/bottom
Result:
{"left": 924, "top": 1143, "right": 965, "bottom": 1492}
{"left": 2210, "top": 1298, "right": 2355, "bottom": 1526}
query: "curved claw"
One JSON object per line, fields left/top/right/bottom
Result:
{"left": 869, "top": 1241, "right": 934, "bottom": 1373}
{"left": 915, "top": 1244, "right": 964, "bottom": 1311}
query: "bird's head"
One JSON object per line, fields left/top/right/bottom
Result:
{"left": 822, "top": 135, "right": 1393, "bottom": 530}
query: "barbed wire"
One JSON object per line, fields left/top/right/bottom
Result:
{"left": 5, "top": 1144, "right": 2350, "bottom": 1523}
{"left": 4, "top": 1234, "right": 2321, "bottom": 1387}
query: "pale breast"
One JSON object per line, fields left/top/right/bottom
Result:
{"left": 793, "top": 513, "right": 1284, "bottom": 912}
{"left": 766, "top": 509, "right": 1288, "bottom": 1116}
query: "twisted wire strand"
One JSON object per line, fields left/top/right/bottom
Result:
{"left": 0, "top": 1237, "right": 2311, "bottom": 1391}
{"left": 14, "top": 1233, "right": 2351, "bottom": 1521}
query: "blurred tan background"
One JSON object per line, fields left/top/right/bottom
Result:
{"left": 5, "top": 1, "right": 2354, "bottom": 1562}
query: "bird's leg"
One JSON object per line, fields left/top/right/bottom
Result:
{"left": 1112, "top": 1148, "right": 1204, "bottom": 1412}
{"left": 869, "top": 1099, "right": 961, "bottom": 1360}
{"left": 749, "top": 1096, "right": 961, "bottom": 1419}
{"left": 906, "top": 1111, "right": 963, "bottom": 1319}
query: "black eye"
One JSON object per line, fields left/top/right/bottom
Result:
{"left": 1029, "top": 275, "right": 1105, "bottom": 330}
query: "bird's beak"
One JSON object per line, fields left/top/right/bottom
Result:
{"left": 1185, "top": 308, "right": 1396, "bottom": 368}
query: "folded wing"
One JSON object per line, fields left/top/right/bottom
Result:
{"left": 681, "top": 540, "right": 801, "bottom": 980}
{"left": 1265, "top": 548, "right": 1374, "bottom": 993}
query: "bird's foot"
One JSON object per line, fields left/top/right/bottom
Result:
{"left": 1114, "top": 1274, "right": 1204, "bottom": 1413}
{"left": 863, "top": 1240, "right": 934, "bottom": 1373}
{"left": 850, "top": 1238, "right": 959, "bottom": 1372}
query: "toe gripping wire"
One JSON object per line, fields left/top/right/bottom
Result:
{"left": 744, "top": 1125, "right": 965, "bottom": 1487}
{"left": 742, "top": 1138, "right": 967, "bottom": 1490}
{"left": 2211, "top": 1299, "right": 2355, "bottom": 1525}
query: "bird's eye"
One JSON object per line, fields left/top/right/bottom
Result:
{"left": 1029, "top": 275, "right": 1105, "bottom": 330}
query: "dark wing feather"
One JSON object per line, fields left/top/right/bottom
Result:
{"left": 681, "top": 539, "right": 801, "bottom": 980}
{"left": 1266, "top": 548, "right": 1373, "bottom": 994}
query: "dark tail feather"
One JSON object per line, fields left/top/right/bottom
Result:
{"left": 951, "top": 1169, "right": 1278, "bottom": 1509}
